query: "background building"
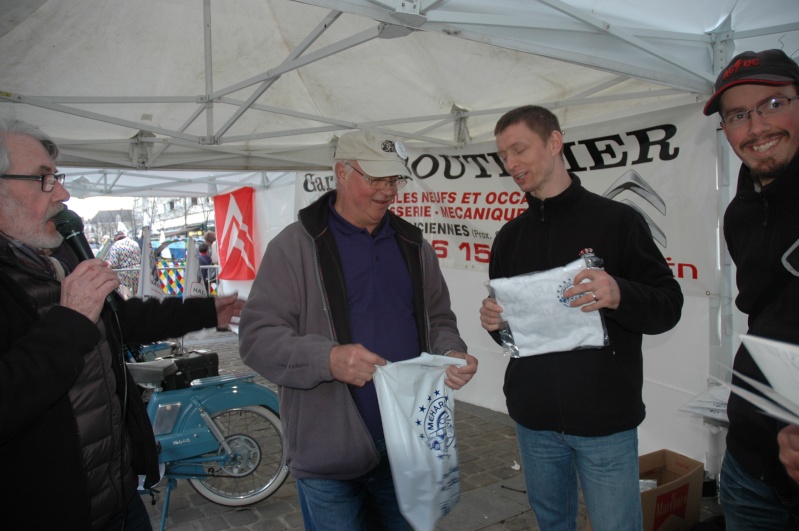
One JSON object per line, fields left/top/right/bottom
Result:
{"left": 85, "top": 209, "right": 139, "bottom": 245}
{"left": 135, "top": 196, "right": 216, "bottom": 239}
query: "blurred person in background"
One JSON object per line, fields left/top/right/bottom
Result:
{"left": 204, "top": 230, "right": 218, "bottom": 265}
{"left": 108, "top": 229, "right": 140, "bottom": 297}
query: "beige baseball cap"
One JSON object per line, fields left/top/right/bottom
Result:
{"left": 334, "top": 130, "right": 411, "bottom": 178}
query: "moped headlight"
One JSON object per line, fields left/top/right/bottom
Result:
{"left": 153, "top": 402, "right": 182, "bottom": 435}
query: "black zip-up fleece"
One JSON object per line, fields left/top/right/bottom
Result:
{"left": 724, "top": 151, "right": 799, "bottom": 498}
{"left": 489, "top": 174, "right": 683, "bottom": 436}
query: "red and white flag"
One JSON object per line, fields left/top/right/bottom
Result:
{"left": 214, "top": 187, "right": 256, "bottom": 280}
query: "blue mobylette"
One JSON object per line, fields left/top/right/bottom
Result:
{"left": 127, "top": 358, "right": 288, "bottom": 531}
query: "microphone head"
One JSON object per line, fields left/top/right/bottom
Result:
{"left": 53, "top": 208, "right": 84, "bottom": 236}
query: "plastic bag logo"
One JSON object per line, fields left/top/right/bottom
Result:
{"left": 416, "top": 393, "right": 456, "bottom": 459}
{"left": 557, "top": 278, "right": 580, "bottom": 307}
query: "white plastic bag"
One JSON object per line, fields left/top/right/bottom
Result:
{"left": 488, "top": 257, "right": 609, "bottom": 357}
{"left": 374, "top": 353, "right": 466, "bottom": 531}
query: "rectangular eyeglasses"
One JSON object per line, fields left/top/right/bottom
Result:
{"left": 346, "top": 163, "right": 408, "bottom": 190}
{"left": 721, "top": 95, "right": 799, "bottom": 130}
{"left": 0, "top": 173, "right": 66, "bottom": 192}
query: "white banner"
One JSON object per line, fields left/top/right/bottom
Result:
{"left": 289, "top": 105, "right": 717, "bottom": 297}
{"left": 294, "top": 171, "right": 335, "bottom": 213}
{"left": 395, "top": 104, "right": 717, "bottom": 297}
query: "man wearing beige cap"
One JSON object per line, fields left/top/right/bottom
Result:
{"left": 240, "top": 130, "right": 477, "bottom": 530}
{"left": 703, "top": 49, "right": 799, "bottom": 529}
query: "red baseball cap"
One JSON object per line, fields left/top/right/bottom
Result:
{"left": 703, "top": 49, "right": 799, "bottom": 116}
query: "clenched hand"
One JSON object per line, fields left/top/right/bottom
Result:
{"left": 60, "top": 259, "right": 120, "bottom": 323}
{"left": 329, "top": 344, "right": 387, "bottom": 387}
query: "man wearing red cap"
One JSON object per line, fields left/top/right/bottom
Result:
{"left": 703, "top": 49, "right": 799, "bottom": 529}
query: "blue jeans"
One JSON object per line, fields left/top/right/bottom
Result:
{"left": 516, "top": 425, "right": 642, "bottom": 531}
{"left": 720, "top": 450, "right": 799, "bottom": 530}
{"left": 296, "top": 439, "right": 412, "bottom": 531}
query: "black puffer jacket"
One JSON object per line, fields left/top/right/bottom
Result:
{"left": 0, "top": 240, "right": 218, "bottom": 529}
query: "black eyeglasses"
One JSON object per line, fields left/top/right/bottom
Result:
{"left": 721, "top": 95, "right": 799, "bottom": 130}
{"left": 0, "top": 173, "right": 66, "bottom": 192}
{"left": 346, "top": 163, "right": 408, "bottom": 190}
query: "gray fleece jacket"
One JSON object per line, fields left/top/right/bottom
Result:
{"left": 239, "top": 191, "right": 466, "bottom": 480}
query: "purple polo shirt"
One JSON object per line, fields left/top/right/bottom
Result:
{"left": 328, "top": 198, "right": 419, "bottom": 440}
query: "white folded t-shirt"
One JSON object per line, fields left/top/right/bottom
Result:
{"left": 489, "top": 258, "right": 607, "bottom": 357}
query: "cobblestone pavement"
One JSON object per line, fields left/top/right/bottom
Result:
{"left": 144, "top": 328, "right": 720, "bottom": 531}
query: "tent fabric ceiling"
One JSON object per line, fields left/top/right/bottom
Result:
{"left": 1, "top": 0, "right": 798, "bottom": 197}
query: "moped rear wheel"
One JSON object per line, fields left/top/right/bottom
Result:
{"left": 188, "top": 405, "right": 289, "bottom": 506}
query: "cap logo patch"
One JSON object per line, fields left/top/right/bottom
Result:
{"left": 380, "top": 140, "right": 408, "bottom": 160}
{"left": 381, "top": 139, "right": 408, "bottom": 160}
{"left": 722, "top": 57, "right": 761, "bottom": 82}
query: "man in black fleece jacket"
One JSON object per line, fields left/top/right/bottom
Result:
{"left": 703, "top": 49, "right": 799, "bottom": 530}
{"left": 479, "top": 105, "right": 683, "bottom": 531}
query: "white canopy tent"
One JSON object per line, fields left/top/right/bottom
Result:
{"left": 1, "top": 0, "right": 796, "bottom": 195}
{"left": 3, "top": 0, "right": 799, "bottom": 466}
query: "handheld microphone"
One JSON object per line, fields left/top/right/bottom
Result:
{"left": 53, "top": 208, "right": 119, "bottom": 313}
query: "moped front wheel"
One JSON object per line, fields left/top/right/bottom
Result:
{"left": 188, "top": 405, "right": 289, "bottom": 506}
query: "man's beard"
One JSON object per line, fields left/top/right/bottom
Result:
{"left": 17, "top": 227, "right": 63, "bottom": 251}
{"left": 0, "top": 196, "right": 65, "bottom": 250}
{"left": 34, "top": 232, "right": 64, "bottom": 251}
{"left": 751, "top": 159, "right": 790, "bottom": 186}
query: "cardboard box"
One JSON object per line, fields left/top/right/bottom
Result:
{"left": 586, "top": 449, "right": 704, "bottom": 531}
{"left": 638, "top": 449, "right": 704, "bottom": 531}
